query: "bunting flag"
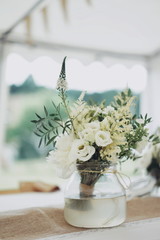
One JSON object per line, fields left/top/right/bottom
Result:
{"left": 60, "top": 0, "right": 68, "bottom": 21}
{"left": 24, "top": 15, "right": 32, "bottom": 44}
{"left": 41, "top": 6, "right": 49, "bottom": 31}
{"left": 86, "top": 0, "right": 92, "bottom": 5}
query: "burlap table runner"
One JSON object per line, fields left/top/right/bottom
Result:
{"left": 0, "top": 197, "right": 160, "bottom": 240}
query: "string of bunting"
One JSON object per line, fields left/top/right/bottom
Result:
{"left": 23, "top": 0, "right": 92, "bottom": 44}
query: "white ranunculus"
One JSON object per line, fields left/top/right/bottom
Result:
{"left": 95, "top": 131, "right": 112, "bottom": 147}
{"left": 136, "top": 119, "right": 144, "bottom": 124}
{"left": 70, "top": 139, "right": 95, "bottom": 162}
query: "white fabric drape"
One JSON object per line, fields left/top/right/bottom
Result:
{"left": 141, "top": 55, "right": 160, "bottom": 132}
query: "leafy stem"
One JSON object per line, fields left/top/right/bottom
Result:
{"left": 59, "top": 89, "right": 76, "bottom": 133}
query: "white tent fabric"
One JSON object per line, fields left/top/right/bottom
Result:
{"left": 0, "top": 0, "right": 160, "bottom": 57}
{"left": 0, "top": 0, "right": 160, "bottom": 163}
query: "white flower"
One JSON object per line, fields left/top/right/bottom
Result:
{"left": 86, "top": 121, "right": 100, "bottom": 131}
{"left": 136, "top": 145, "right": 153, "bottom": 169}
{"left": 70, "top": 139, "right": 95, "bottom": 162}
{"left": 47, "top": 150, "right": 76, "bottom": 179}
{"left": 153, "top": 143, "right": 160, "bottom": 159}
{"left": 92, "top": 106, "right": 102, "bottom": 116}
{"left": 100, "top": 118, "right": 110, "bottom": 131}
{"left": 136, "top": 119, "right": 144, "bottom": 124}
{"left": 78, "top": 122, "right": 100, "bottom": 143}
{"left": 136, "top": 136, "right": 148, "bottom": 154}
{"left": 95, "top": 131, "right": 112, "bottom": 147}
{"left": 78, "top": 128, "right": 95, "bottom": 143}
{"left": 55, "top": 134, "right": 74, "bottom": 153}
{"left": 78, "top": 91, "right": 86, "bottom": 101}
{"left": 139, "top": 149, "right": 153, "bottom": 169}
{"left": 56, "top": 78, "right": 68, "bottom": 91}
{"left": 47, "top": 150, "right": 76, "bottom": 178}
{"left": 46, "top": 134, "right": 77, "bottom": 178}
{"left": 103, "top": 106, "right": 115, "bottom": 114}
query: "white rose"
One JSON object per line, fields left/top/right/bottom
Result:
{"left": 70, "top": 139, "right": 95, "bottom": 162}
{"left": 95, "top": 131, "right": 112, "bottom": 147}
{"left": 136, "top": 119, "right": 144, "bottom": 124}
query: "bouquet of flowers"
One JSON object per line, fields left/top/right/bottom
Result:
{"left": 32, "top": 57, "right": 159, "bottom": 194}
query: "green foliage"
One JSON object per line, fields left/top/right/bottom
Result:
{"left": 8, "top": 79, "right": 140, "bottom": 160}
{"left": 31, "top": 103, "right": 72, "bottom": 148}
{"left": 10, "top": 75, "right": 44, "bottom": 94}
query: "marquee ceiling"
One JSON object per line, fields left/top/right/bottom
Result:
{"left": 0, "top": 0, "right": 160, "bottom": 57}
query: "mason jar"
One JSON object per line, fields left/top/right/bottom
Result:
{"left": 64, "top": 163, "right": 126, "bottom": 228}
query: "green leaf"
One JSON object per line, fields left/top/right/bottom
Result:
{"left": 33, "top": 131, "right": 42, "bottom": 137}
{"left": 128, "top": 89, "right": 132, "bottom": 97}
{"left": 37, "top": 128, "right": 44, "bottom": 134}
{"left": 149, "top": 134, "right": 154, "bottom": 139}
{"left": 31, "top": 120, "right": 37, "bottom": 123}
{"left": 48, "top": 120, "right": 53, "bottom": 127}
{"left": 42, "top": 123, "right": 49, "bottom": 131}
{"left": 35, "top": 113, "right": 42, "bottom": 119}
{"left": 38, "top": 137, "right": 43, "bottom": 148}
{"left": 55, "top": 128, "right": 58, "bottom": 135}
{"left": 54, "top": 117, "right": 61, "bottom": 121}
{"left": 145, "top": 114, "right": 148, "bottom": 120}
{"left": 44, "top": 135, "right": 47, "bottom": 145}
{"left": 44, "top": 106, "right": 48, "bottom": 117}
{"left": 47, "top": 132, "right": 50, "bottom": 140}
{"left": 117, "top": 99, "right": 121, "bottom": 106}
{"left": 46, "top": 136, "right": 57, "bottom": 146}
{"left": 49, "top": 113, "right": 58, "bottom": 117}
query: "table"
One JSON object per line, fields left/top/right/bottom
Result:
{"left": 0, "top": 192, "right": 160, "bottom": 240}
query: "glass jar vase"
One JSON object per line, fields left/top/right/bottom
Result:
{"left": 64, "top": 163, "right": 126, "bottom": 228}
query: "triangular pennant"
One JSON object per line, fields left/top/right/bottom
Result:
{"left": 24, "top": 15, "right": 32, "bottom": 44}
{"left": 41, "top": 6, "right": 49, "bottom": 31}
{"left": 60, "top": 0, "right": 68, "bottom": 21}
{"left": 86, "top": 0, "right": 92, "bottom": 5}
